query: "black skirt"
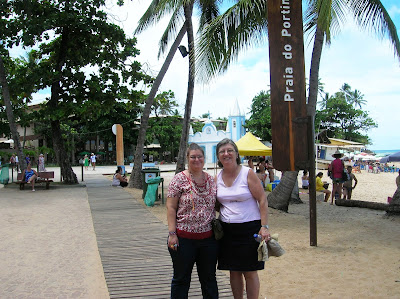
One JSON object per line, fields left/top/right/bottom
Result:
{"left": 217, "top": 220, "right": 264, "bottom": 271}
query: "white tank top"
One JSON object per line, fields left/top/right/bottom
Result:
{"left": 217, "top": 166, "right": 261, "bottom": 223}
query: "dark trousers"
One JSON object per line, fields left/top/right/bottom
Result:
{"left": 168, "top": 236, "right": 218, "bottom": 299}
{"left": 120, "top": 181, "right": 128, "bottom": 187}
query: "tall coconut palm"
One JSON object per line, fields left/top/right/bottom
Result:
{"left": 129, "top": 0, "right": 222, "bottom": 187}
{"left": 175, "top": 1, "right": 195, "bottom": 174}
{"left": 350, "top": 89, "right": 366, "bottom": 108}
{"left": 195, "top": 0, "right": 400, "bottom": 211}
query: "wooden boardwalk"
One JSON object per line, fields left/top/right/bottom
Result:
{"left": 86, "top": 176, "right": 232, "bottom": 298}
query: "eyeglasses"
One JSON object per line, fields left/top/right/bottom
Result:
{"left": 218, "top": 149, "right": 236, "bottom": 155}
{"left": 189, "top": 155, "right": 204, "bottom": 160}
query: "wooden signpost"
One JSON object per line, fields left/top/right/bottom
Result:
{"left": 112, "top": 124, "right": 125, "bottom": 172}
{"left": 268, "top": 0, "right": 316, "bottom": 246}
{"left": 267, "top": 0, "right": 308, "bottom": 171}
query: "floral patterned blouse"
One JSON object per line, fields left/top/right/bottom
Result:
{"left": 167, "top": 171, "right": 217, "bottom": 239}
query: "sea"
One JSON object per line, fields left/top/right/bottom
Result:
{"left": 372, "top": 149, "right": 400, "bottom": 156}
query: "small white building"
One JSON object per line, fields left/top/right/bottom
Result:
{"left": 188, "top": 101, "right": 246, "bottom": 164}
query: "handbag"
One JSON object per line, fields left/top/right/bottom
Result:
{"left": 211, "top": 219, "right": 224, "bottom": 240}
{"left": 342, "top": 170, "right": 350, "bottom": 181}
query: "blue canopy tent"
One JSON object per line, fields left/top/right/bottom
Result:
{"left": 380, "top": 151, "right": 400, "bottom": 163}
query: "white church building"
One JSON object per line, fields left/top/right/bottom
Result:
{"left": 188, "top": 101, "right": 246, "bottom": 164}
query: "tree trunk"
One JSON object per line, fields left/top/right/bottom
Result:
{"left": 387, "top": 186, "right": 400, "bottom": 216}
{"left": 175, "top": 1, "right": 195, "bottom": 174}
{"left": 308, "top": 26, "right": 324, "bottom": 116}
{"left": 268, "top": 171, "right": 298, "bottom": 212}
{"left": 289, "top": 178, "right": 303, "bottom": 204}
{"left": 0, "top": 55, "right": 27, "bottom": 171}
{"left": 51, "top": 119, "right": 78, "bottom": 183}
{"left": 47, "top": 14, "right": 78, "bottom": 184}
{"left": 129, "top": 25, "right": 187, "bottom": 188}
{"left": 335, "top": 198, "right": 389, "bottom": 211}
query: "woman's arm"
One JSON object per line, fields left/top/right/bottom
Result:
{"left": 247, "top": 169, "right": 270, "bottom": 241}
{"left": 166, "top": 197, "right": 179, "bottom": 250}
{"left": 116, "top": 173, "right": 126, "bottom": 182}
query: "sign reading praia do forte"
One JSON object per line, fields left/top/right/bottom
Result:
{"left": 267, "top": 0, "right": 308, "bottom": 171}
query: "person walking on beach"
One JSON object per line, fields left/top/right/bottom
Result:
{"left": 396, "top": 169, "right": 400, "bottom": 188}
{"left": 328, "top": 150, "right": 345, "bottom": 202}
{"left": 10, "top": 154, "right": 16, "bottom": 171}
{"left": 343, "top": 166, "right": 358, "bottom": 200}
{"left": 166, "top": 143, "right": 218, "bottom": 298}
{"left": 90, "top": 153, "right": 96, "bottom": 170}
{"left": 38, "top": 154, "right": 46, "bottom": 172}
{"left": 84, "top": 154, "right": 89, "bottom": 170}
{"left": 216, "top": 138, "right": 270, "bottom": 299}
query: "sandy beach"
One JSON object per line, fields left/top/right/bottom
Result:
{"left": 124, "top": 167, "right": 400, "bottom": 298}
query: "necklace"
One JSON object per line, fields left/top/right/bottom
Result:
{"left": 185, "top": 171, "right": 205, "bottom": 211}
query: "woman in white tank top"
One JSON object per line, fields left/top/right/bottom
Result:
{"left": 216, "top": 138, "right": 271, "bottom": 299}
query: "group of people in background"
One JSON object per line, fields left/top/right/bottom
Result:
{"left": 301, "top": 150, "right": 359, "bottom": 204}
{"left": 167, "top": 139, "right": 270, "bottom": 299}
{"left": 9, "top": 153, "right": 46, "bottom": 173}
{"left": 83, "top": 153, "right": 97, "bottom": 171}
{"left": 247, "top": 156, "right": 274, "bottom": 188}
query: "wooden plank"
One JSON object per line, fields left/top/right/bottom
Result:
{"left": 87, "top": 178, "right": 232, "bottom": 298}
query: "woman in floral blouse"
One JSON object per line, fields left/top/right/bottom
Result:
{"left": 166, "top": 143, "right": 218, "bottom": 298}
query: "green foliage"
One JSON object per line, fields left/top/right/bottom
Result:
{"left": 3, "top": 0, "right": 151, "bottom": 128}
{"left": 316, "top": 85, "right": 377, "bottom": 144}
{"left": 152, "top": 91, "right": 178, "bottom": 116}
{"left": 0, "top": 151, "right": 12, "bottom": 161}
{"left": 191, "top": 122, "right": 204, "bottom": 133}
{"left": 245, "top": 90, "right": 272, "bottom": 142}
{"left": 146, "top": 115, "right": 182, "bottom": 158}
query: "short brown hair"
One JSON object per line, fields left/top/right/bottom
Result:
{"left": 216, "top": 138, "right": 241, "bottom": 167}
{"left": 186, "top": 143, "right": 204, "bottom": 158}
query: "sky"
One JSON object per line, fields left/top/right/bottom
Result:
{"left": 31, "top": 0, "right": 400, "bottom": 151}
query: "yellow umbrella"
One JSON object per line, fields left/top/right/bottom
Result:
{"left": 235, "top": 132, "right": 272, "bottom": 156}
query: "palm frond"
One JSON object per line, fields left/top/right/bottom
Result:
{"left": 134, "top": 0, "right": 184, "bottom": 34}
{"left": 197, "top": 0, "right": 221, "bottom": 29}
{"left": 157, "top": 8, "right": 185, "bottom": 58}
{"left": 304, "top": 0, "right": 348, "bottom": 45}
{"left": 348, "top": 0, "right": 400, "bottom": 60}
{"left": 195, "top": 0, "right": 268, "bottom": 83}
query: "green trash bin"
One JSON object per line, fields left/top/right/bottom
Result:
{"left": 144, "top": 177, "right": 164, "bottom": 207}
{"left": 141, "top": 167, "right": 161, "bottom": 199}
{"left": 0, "top": 163, "right": 10, "bottom": 185}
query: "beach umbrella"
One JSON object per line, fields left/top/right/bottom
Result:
{"left": 380, "top": 151, "right": 400, "bottom": 163}
{"left": 96, "top": 151, "right": 106, "bottom": 155}
{"left": 78, "top": 151, "right": 91, "bottom": 156}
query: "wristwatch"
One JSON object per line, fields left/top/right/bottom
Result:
{"left": 261, "top": 225, "right": 269, "bottom": 229}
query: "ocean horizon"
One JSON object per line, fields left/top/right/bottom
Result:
{"left": 372, "top": 149, "right": 400, "bottom": 156}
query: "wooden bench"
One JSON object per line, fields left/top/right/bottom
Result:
{"left": 16, "top": 171, "right": 54, "bottom": 190}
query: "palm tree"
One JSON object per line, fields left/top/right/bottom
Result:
{"left": 340, "top": 83, "right": 352, "bottom": 102}
{"left": 350, "top": 89, "right": 366, "bottom": 108}
{"left": 175, "top": 1, "right": 195, "bottom": 174}
{"left": 129, "top": 0, "right": 221, "bottom": 187}
{"left": 195, "top": 0, "right": 400, "bottom": 211}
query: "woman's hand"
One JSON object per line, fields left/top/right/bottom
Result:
{"left": 168, "top": 234, "right": 179, "bottom": 251}
{"left": 258, "top": 227, "right": 271, "bottom": 242}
